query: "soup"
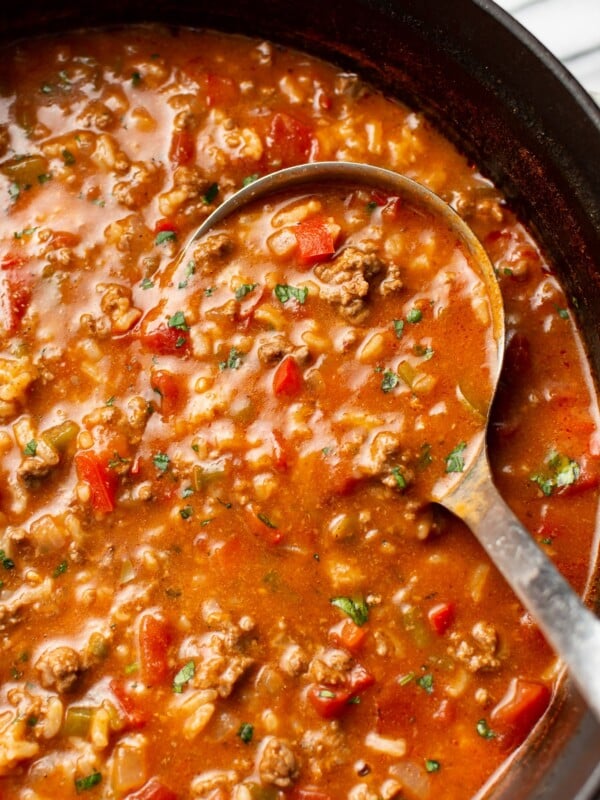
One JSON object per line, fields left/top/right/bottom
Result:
{"left": 0, "top": 25, "right": 598, "bottom": 800}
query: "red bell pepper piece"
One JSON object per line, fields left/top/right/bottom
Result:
{"left": 109, "top": 679, "right": 147, "bottom": 729}
{"left": 266, "top": 112, "right": 315, "bottom": 168}
{"left": 154, "top": 219, "right": 178, "bottom": 235}
{"left": 125, "top": 777, "right": 178, "bottom": 800}
{"left": 294, "top": 216, "right": 336, "bottom": 265}
{"left": 150, "top": 369, "right": 181, "bottom": 417}
{"left": 273, "top": 356, "right": 303, "bottom": 397}
{"left": 329, "top": 619, "right": 367, "bottom": 654}
{"left": 307, "top": 684, "right": 352, "bottom": 719}
{"left": 75, "top": 451, "right": 118, "bottom": 513}
{"left": 169, "top": 130, "right": 195, "bottom": 167}
{"left": 427, "top": 602, "right": 455, "bottom": 635}
{"left": 491, "top": 677, "right": 551, "bottom": 747}
{"left": 139, "top": 614, "right": 172, "bottom": 685}
{"left": 141, "top": 324, "right": 190, "bottom": 356}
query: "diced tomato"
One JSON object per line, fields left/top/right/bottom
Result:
{"left": 47, "top": 230, "right": 81, "bottom": 249}
{"left": 125, "top": 777, "right": 178, "bottom": 800}
{"left": 139, "top": 614, "right": 172, "bottom": 685}
{"left": 150, "top": 370, "right": 181, "bottom": 417}
{"left": 182, "top": 60, "right": 238, "bottom": 107}
{"left": 329, "top": 618, "right": 367, "bottom": 654}
{"left": 74, "top": 451, "right": 118, "bottom": 513}
{"left": 169, "top": 129, "right": 195, "bottom": 167}
{"left": 308, "top": 684, "right": 352, "bottom": 719}
{"left": 265, "top": 112, "right": 315, "bottom": 168}
{"left": 141, "top": 324, "right": 190, "bottom": 356}
{"left": 347, "top": 662, "right": 375, "bottom": 693}
{"left": 154, "top": 218, "right": 178, "bottom": 235}
{"left": 109, "top": 679, "right": 147, "bottom": 729}
{"left": 491, "top": 677, "right": 551, "bottom": 747}
{"left": 273, "top": 356, "right": 303, "bottom": 397}
{"left": 1, "top": 253, "right": 26, "bottom": 271}
{"left": 427, "top": 602, "right": 455, "bottom": 635}
{"left": 294, "top": 216, "right": 336, "bottom": 265}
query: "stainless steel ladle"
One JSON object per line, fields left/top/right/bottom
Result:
{"left": 181, "top": 160, "right": 600, "bottom": 721}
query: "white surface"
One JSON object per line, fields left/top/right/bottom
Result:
{"left": 494, "top": 0, "right": 600, "bottom": 102}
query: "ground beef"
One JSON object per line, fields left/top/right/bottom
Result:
{"left": 314, "top": 246, "right": 383, "bottom": 322}
{"left": 257, "top": 736, "right": 299, "bottom": 788}
{"left": 35, "top": 646, "right": 82, "bottom": 693}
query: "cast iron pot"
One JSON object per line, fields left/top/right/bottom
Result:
{"left": 2, "top": 1, "right": 600, "bottom": 797}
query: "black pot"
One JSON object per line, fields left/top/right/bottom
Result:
{"left": 2, "top": 2, "right": 599, "bottom": 797}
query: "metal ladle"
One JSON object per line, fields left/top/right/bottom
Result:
{"left": 181, "top": 160, "right": 600, "bottom": 720}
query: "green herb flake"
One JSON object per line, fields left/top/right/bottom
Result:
{"left": 219, "top": 346, "right": 243, "bottom": 371}
{"left": 9, "top": 183, "right": 20, "bottom": 202}
{"left": 153, "top": 452, "right": 170, "bottom": 473}
{"left": 179, "top": 260, "right": 196, "bottom": 288}
{"left": 425, "top": 759, "right": 441, "bottom": 773}
{"left": 182, "top": 486, "right": 194, "bottom": 499}
{"left": 414, "top": 344, "right": 434, "bottom": 360}
{"left": 105, "top": 395, "right": 116, "bottom": 406}
{"left": 366, "top": 200, "right": 378, "bottom": 212}
{"left": 476, "top": 718, "right": 496, "bottom": 739}
{"left": 381, "top": 369, "right": 399, "bottom": 393}
{"left": 274, "top": 284, "right": 308, "bottom": 304}
{"left": 393, "top": 319, "right": 405, "bottom": 339}
{"left": 168, "top": 310, "right": 189, "bottom": 331}
{"left": 124, "top": 661, "right": 139, "bottom": 675}
{"left": 235, "top": 283, "right": 257, "bottom": 300}
{"left": 74, "top": 771, "right": 102, "bottom": 793}
{"left": 445, "top": 442, "right": 467, "bottom": 474}
{"left": 418, "top": 443, "right": 433, "bottom": 469}
{"left": 62, "top": 149, "right": 76, "bottom": 166}
{"left": 37, "top": 173, "right": 52, "bottom": 184}
{"left": 416, "top": 673, "right": 434, "bottom": 694}
{"left": 242, "top": 174, "right": 259, "bottom": 187}
{"left": 155, "top": 230, "right": 177, "bottom": 246}
{"left": 141, "top": 277, "right": 154, "bottom": 291}
{"left": 52, "top": 560, "right": 68, "bottom": 578}
{"left": 41, "top": 83, "right": 53, "bottom": 94}
{"left": 0, "top": 549, "right": 15, "bottom": 570}
{"left": 203, "top": 182, "right": 219, "bottom": 204}
{"left": 257, "top": 512, "right": 277, "bottom": 529}
{"left": 531, "top": 452, "right": 580, "bottom": 496}
{"left": 23, "top": 439, "right": 38, "bottom": 456}
{"left": 557, "top": 307, "right": 569, "bottom": 319}
{"left": 14, "top": 227, "right": 38, "bottom": 239}
{"left": 406, "top": 307, "right": 423, "bottom": 323}
{"left": 204, "top": 286, "right": 216, "bottom": 297}
{"left": 398, "top": 672, "right": 415, "bottom": 686}
{"left": 108, "top": 452, "right": 129, "bottom": 469}
{"left": 330, "top": 595, "right": 369, "bottom": 627}
{"left": 237, "top": 721, "right": 254, "bottom": 743}
{"left": 180, "top": 505, "right": 193, "bottom": 520}
{"left": 172, "top": 660, "right": 195, "bottom": 693}
{"left": 26, "top": 715, "right": 38, "bottom": 727}
{"left": 391, "top": 466, "right": 407, "bottom": 490}
{"left": 131, "top": 71, "right": 142, "bottom": 86}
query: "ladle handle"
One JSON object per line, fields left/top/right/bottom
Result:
{"left": 444, "top": 453, "right": 600, "bottom": 720}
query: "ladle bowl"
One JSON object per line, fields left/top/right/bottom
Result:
{"left": 180, "top": 160, "right": 600, "bottom": 721}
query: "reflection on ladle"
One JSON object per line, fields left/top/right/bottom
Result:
{"left": 177, "top": 160, "right": 600, "bottom": 722}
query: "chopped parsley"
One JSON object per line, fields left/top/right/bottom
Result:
{"left": 108, "top": 452, "right": 129, "bottom": 469}
{"left": 37, "top": 173, "right": 52, "bottom": 184}
{"left": 445, "top": 442, "right": 467, "bottom": 473}
{"left": 237, "top": 722, "right": 254, "bottom": 743}
{"left": 399, "top": 672, "right": 415, "bottom": 686}
{"left": 425, "top": 759, "right": 441, "bottom": 773}
{"left": 235, "top": 283, "right": 257, "bottom": 300}
{"left": 62, "top": 148, "right": 76, "bottom": 166}
{"left": 178, "top": 260, "right": 196, "bottom": 289}
{"left": 476, "top": 718, "right": 496, "bottom": 739}
{"left": 23, "top": 439, "right": 38, "bottom": 456}
{"left": 330, "top": 595, "right": 369, "bottom": 626}
{"left": 366, "top": 200, "right": 378, "bottom": 212}
{"left": 274, "top": 284, "right": 308, "bottom": 304}
{"left": 381, "top": 369, "right": 399, "bottom": 393}
{"left": 416, "top": 673, "right": 434, "bottom": 694}
{"left": 182, "top": 486, "right": 194, "bottom": 499}
{"left": 406, "top": 307, "right": 423, "bottom": 323}
{"left": 0, "top": 549, "right": 15, "bottom": 570}
{"left": 418, "top": 443, "right": 433, "bottom": 469}
{"left": 168, "top": 310, "right": 189, "bottom": 331}
{"left": 179, "top": 505, "right": 193, "bottom": 520}
{"left": 74, "top": 771, "right": 102, "bottom": 793}
{"left": 105, "top": 396, "right": 116, "bottom": 406}
{"left": 219, "top": 346, "right": 243, "bottom": 370}
{"left": 52, "top": 560, "right": 68, "bottom": 578}
{"left": 414, "top": 344, "right": 434, "bottom": 360}
{"left": 204, "top": 286, "right": 216, "bottom": 297}
{"left": 131, "top": 71, "right": 142, "bottom": 86}
{"left": 556, "top": 307, "right": 569, "bottom": 320}
{"left": 14, "top": 227, "right": 38, "bottom": 239}
{"left": 153, "top": 452, "right": 170, "bottom": 473}
{"left": 242, "top": 174, "right": 259, "bottom": 187}
{"left": 140, "top": 277, "right": 154, "bottom": 290}
{"left": 202, "top": 182, "right": 219, "bottom": 204}
{"left": 391, "top": 466, "right": 407, "bottom": 490}
{"left": 9, "top": 183, "right": 20, "bottom": 202}
{"left": 531, "top": 452, "right": 580, "bottom": 496}
{"left": 155, "top": 230, "right": 177, "bottom": 246}
{"left": 172, "top": 660, "right": 195, "bottom": 693}
{"left": 393, "top": 319, "right": 405, "bottom": 339}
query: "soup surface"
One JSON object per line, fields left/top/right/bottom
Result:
{"left": 0, "top": 25, "right": 599, "bottom": 800}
